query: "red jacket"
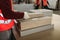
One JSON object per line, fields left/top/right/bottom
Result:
{"left": 0, "top": 0, "right": 24, "bottom": 31}
{"left": 0, "top": 9, "right": 15, "bottom": 31}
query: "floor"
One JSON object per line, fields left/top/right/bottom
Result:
{"left": 18, "top": 11, "right": 60, "bottom": 40}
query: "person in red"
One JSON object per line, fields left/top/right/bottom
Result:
{"left": 34, "top": 0, "right": 40, "bottom": 9}
{"left": 42, "top": 0, "right": 49, "bottom": 9}
{"left": 0, "top": 0, "right": 24, "bottom": 40}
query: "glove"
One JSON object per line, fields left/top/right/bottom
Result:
{"left": 24, "top": 12, "right": 30, "bottom": 19}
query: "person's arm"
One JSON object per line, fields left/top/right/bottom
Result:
{"left": 1, "top": 9, "right": 24, "bottom": 19}
{"left": 0, "top": 0, "right": 24, "bottom": 19}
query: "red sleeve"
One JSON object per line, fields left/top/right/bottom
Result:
{"left": 0, "top": 0, "right": 24, "bottom": 19}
